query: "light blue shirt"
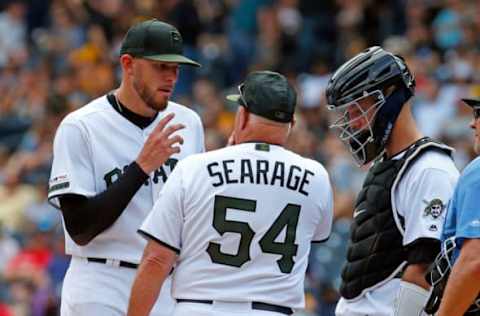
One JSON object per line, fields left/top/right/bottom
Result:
{"left": 442, "top": 156, "right": 480, "bottom": 260}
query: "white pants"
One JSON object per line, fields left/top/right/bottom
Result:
{"left": 173, "top": 301, "right": 290, "bottom": 316}
{"left": 61, "top": 257, "right": 174, "bottom": 316}
{"left": 335, "top": 279, "right": 401, "bottom": 316}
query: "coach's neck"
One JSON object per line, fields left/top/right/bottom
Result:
{"left": 234, "top": 107, "right": 293, "bottom": 146}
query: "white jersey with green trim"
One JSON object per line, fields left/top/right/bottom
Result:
{"left": 47, "top": 95, "right": 205, "bottom": 263}
{"left": 140, "top": 142, "right": 334, "bottom": 309}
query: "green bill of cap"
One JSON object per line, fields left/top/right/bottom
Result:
{"left": 143, "top": 54, "right": 201, "bottom": 67}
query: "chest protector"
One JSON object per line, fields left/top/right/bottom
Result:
{"left": 340, "top": 137, "right": 453, "bottom": 300}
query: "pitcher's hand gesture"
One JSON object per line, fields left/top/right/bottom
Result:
{"left": 136, "top": 113, "right": 185, "bottom": 174}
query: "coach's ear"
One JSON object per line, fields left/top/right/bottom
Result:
{"left": 120, "top": 54, "right": 135, "bottom": 76}
{"left": 238, "top": 106, "right": 249, "bottom": 130}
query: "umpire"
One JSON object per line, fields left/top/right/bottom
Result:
{"left": 426, "top": 97, "right": 480, "bottom": 316}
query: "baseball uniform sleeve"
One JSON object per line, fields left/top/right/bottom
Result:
{"left": 48, "top": 122, "right": 96, "bottom": 208}
{"left": 139, "top": 162, "right": 185, "bottom": 253}
{"left": 312, "top": 167, "right": 334, "bottom": 242}
{"left": 401, "top": 167, "right": 458, "bottom": 245}
{"left": 454, "top": 173, "right": 480, "bottom": 240}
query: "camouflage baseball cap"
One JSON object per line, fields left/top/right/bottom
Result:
{"left": 227, "top": 71, "right": 296, "bottom": 123}
{"left": 120, "top": 19, "right": 201, "bottom": 67}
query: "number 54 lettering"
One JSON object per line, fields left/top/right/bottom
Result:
{"left": 206, "top": 195, "right": 300, "bottom": 274}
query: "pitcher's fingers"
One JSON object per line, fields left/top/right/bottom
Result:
{"left": 169, "top": 146, "right": 181, "bottom": 155}
{"left": 162, "top": 123, "right": 185, "bottom": 138}
{"left": 167, "top": 135, "right": 184, "bottom": 147}
{"left": 153, "top": 113, "right": 175, "bottom": 133}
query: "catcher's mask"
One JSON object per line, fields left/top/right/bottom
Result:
{"left": 325, "top": 46, "right": 415, "bottom": 166}
{"left": 327, "top": 89, "right": 386, "bottom": 165}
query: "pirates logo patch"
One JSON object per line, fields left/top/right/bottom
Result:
{"left": 423, "top": 198, "right": 445, "bottom": 219}
{"left": 171, "top": 31, "right": 181, "bottom": 45}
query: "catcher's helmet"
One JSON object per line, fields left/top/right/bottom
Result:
{"left": 325, "top": 46, "right": 415, "bottom": 165}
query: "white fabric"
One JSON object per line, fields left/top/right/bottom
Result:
{"left": 393, "top": 281, "right": 429, "bottom": 316}
{"left": 61, "top": 301, "right": 122, "bottom": 316}
{"left": 173, "top": 301, "right": 286, "bottom": 316}
{"left": 141, "top": 143, "right": 334, "bottom": 309}
{"left": 61, "top": 257, "right": 174, "bottom": 316}
{"left": 393, "top": 150, "right": 459, "bottom": 245}
{"left": 336, "top": 278, "right": 401, "bottom": 316}
{"left": 48, "top": 95, "right": 204, "bottom": 261}
{"left": 336, "top": 148, "right": 459, "bottom": 316}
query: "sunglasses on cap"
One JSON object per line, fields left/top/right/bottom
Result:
{"left": 474, "top": 108, "right": 480, "bottom": 120}
{"left": 237, "top": 83, "right": 249, "bottom": 108}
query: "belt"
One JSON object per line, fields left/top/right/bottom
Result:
{"left": 176, "top": 298, "right": 293, "bottom": 315}
{"left": 86, "top": 257, "right": 138, "bottom": 269}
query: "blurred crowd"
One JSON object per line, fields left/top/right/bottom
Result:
{"left": 0, "top": 0, "right": 479, "bottom": 315}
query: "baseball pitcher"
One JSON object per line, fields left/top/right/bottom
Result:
{"left": 48, "top": 19, "right": 204, "bottom": 316}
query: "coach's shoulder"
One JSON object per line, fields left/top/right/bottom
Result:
{"left": 178, "top": 146, "right": 227, "bottom": 168}
{"left": 172, "top": 151, "right": 210, "bottom": 176}
{"left": 288, "top": 150, "right": 328, "bottom": 176}
{"left": 306, "top": 157, "right": 329, "bottom": 179}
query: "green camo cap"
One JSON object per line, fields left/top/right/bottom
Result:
{"left": 120, "top": 19, "right": 201, "bottom": 67}
{"left": 227, "top": 71, "right": 296, "bottom": 123}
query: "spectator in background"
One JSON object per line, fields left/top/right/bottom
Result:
{"left": 0, "top": 303, "right": 11, "bottom": 316}
{"left": 432, "top": 0, "right": 465, "bottom": 51}
{"left": 0, "top": 0, "right": 27, "bottom": 67}
{"left": 0, "top": 171, "right": 39, "bottom": 232}
{"left": 0, "top": 224, "right": 19, "bottom": 274}
{"left": 413, "top": 77, "right": 460, "bottom": 139}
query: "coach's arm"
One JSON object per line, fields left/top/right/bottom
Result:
{"left": 437, "top": 238, "right": 480, "bottom": 316}
{"left": 127, "top": 239, "right": 177, "bottom": 316}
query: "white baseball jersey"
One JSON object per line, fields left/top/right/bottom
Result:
{"left": 336, "top": 149, "right": 459, "bottom": 316}
{"left": 394, "top": 150, "right": 459, "bottom": 245}
{"left": 48, "top": 94, "right": 204, "bottom": 263}
{"left": 140, "top": 142, "right": 334, "bottom": 309}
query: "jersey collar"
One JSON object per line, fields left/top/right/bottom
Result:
{"left": 107, "top": 93, "right": 158, "bottom": 129}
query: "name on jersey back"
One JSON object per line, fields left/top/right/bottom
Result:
{"left": 207, "top": 159, "right": 314, "bottom": 196}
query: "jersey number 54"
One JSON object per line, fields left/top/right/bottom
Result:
{"left": 206, "top": 195, "right": 300, "bottom": 274}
